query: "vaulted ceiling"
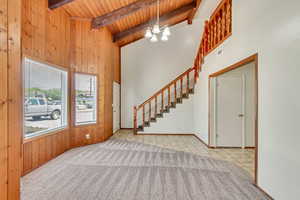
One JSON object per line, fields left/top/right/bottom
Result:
{"left": 49, "top": 0, "right": 201, "bottom": 46}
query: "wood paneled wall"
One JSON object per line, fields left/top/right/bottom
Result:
{"left": 22, "top": 130, "right": 70, "bottom": 175}
{"left": 21, "top": 0, "right": 119, "bottom": 176}
{"left": 70, "top": 20, "right": 118, "bottom": 147}
{"left": 113, "top": 47, "right": 121, "bottom": 83}
{"left": 21, "top": 0, "right": 72, "bottom": 176}
{"left": 22, "top": 0, "right": 71, "bottom": 68}
{"left": 0, "top": 0, "right": 22, "bottom": 199}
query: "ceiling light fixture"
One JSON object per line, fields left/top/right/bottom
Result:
{"left": 152, "top": 24, "right": 160, "bottom": 34}
{"left": 162, "top": 26, "right": 170, "bottom": 36}
{"left": 144, "top": 0, "right": 171, "bottom": 42}
{"left": 145, "top": 27, "right": 153, "bottom": 38}
{"left": 161, "top": 34, "right": 168, "bottom": 41}
{"left": 150, "top": 34, "right": 158, "bottom": 42}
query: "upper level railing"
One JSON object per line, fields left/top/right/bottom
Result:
{"left": 194, "top": 0, "right": 232, "bottom": 70}
{"left": 133, "top": 0, "right": 232, "bottom": 134}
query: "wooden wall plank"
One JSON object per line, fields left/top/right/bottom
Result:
{"left": 7, "top": 0, "right": 22, "bottom": 199}
{"left": 0, "top": 0, "right": 9, "bottom": 198}
{"left": 22, "top": 143, "right": 32, "bottom": 173}
{"left": 113, "top": 46, "right": 121, "bottom": 83}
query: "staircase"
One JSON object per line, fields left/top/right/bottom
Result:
{"left": 133, "top": 67, "right": 199, "bottom": 133}
{"left": 133, "top": 0, "right": 232, "bottom": 134}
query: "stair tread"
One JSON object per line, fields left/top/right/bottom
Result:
{"left": 156, "top": 113, "right": 163, "bottom": 118}
{"left": 189, "top": 88, "right": 195, "bottom": 94}
{"left": 170, "top": 102, "right": 176, "bottom": 108}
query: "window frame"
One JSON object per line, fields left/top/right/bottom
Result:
{"left": 22, "top": 57, "right": 70, "bottom": 140}
{"left": 72, "top": 72, "right": 99, "bottom": 127}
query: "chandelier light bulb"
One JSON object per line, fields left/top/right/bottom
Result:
{"left": 152, "top": 24, "right": 160, "bottom": 34}
{"left": 145, "top": 28, "right": 153, "bottom": 38}
{"left": 161, "top": 34, "right": 168, "bottom": 41}
{"left": 150, "top": 34, "right": 158, "bottom": 42}
{"left": 163, "top": 27, "right": 171, "bottom": 36}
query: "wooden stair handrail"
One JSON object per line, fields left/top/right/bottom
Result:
{"left": 138, "top": 67, "right": 194, "bottom": 109}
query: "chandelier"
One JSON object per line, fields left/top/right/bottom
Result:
{"left": 144, "top": 0, "right": 171, "bottom": 42}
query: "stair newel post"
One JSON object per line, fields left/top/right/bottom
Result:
{"left": 161, "top": 90, "right": 164, "bottom": 112}
{"left": 133, "top": 106, "right": 137, "bottom": 134}
{"left": 168, "top": 86, "right": 171, "bottom": 107}
{"left": 155, "top": 96, "right": 157, "bottom": 116}
{"left": 142, "top": 105, "right": 145, "bottom": 127}
{"left": 180, "top": 77, "right": 183, "bottom": 98}
{"left": 149, "top": 101, "right": 151, "bottom": 121}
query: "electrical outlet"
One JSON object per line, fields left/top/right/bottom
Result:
{"left": 85, "top": 134, "right": 91, "bottom": 140}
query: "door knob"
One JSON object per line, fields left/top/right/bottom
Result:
{"left": 238, "top": 114, "right": 244, "bottom": 117}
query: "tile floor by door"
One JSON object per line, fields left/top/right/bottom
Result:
{"left": 112, "top": 129, "right": 255, "bottom": 179}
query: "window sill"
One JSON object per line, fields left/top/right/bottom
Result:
{"left": 23, "top": 126, "right": 69, "bottom": 144}
{"left": 74, "top": 122, "right": 98, "bottom": 128}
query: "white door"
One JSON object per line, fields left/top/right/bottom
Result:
{"left": 216, "top": 76, "right": 244, "bottom": 147}
{"left": 113, "top": 82, "right": 120, "bottom": 133}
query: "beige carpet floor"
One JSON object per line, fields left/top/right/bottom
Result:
{"left": 21, "top": 139, "right": 269, "bottom": 200}
{"left": 112, "top": 130, "right": 255, "bottom": 178}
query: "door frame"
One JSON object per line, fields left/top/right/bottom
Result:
{"left": 208, "top": 53, "right": 258, "bottom": 183}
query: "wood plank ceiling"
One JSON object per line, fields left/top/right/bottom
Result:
{"left": 51, "top": 0, "right": 200, "bottom": 46}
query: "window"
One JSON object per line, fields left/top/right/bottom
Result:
{"left": 74, "top": 73, "right": 97, "bottom": 125}
{"left": 23, "top": 58, "right": 68, "bottom": 139}
{"left": 39, "top": 99, "right": 45, "bottom": 105}
{"left": 28, "top": 99, "right": 39, "bottom": 105}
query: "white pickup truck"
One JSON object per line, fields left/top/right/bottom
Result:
{"left": 24, "top": 98, "right": 61, "bottom": 121}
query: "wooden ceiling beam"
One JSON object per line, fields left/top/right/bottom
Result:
{"left": 92, "top": 0, "right": 161, "bottom": 29}
{"left": 48, "top": 0, "right": 76, "bottom": 10}
{"left": 114, "top": 2, "right": 196, "bottom": 43}
{"left": 187, "top": 0, "right": 202, "bottom": 24}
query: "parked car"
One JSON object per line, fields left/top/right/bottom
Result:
{"left": 24, "top": 98, "right": 61, "bottom": 120}
{"left": 48, "top": 100, "right": 61, "bottom": 105}
{"left": 76, "top": 99, "right": 94, "bottom": 110}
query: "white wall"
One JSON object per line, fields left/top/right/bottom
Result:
{"left": 121, "top": 20, "right": 202, "bottom": 129}
{"left": 139, "top": 94, "right": 195, "bottom": 134}
{"left": 193, "top": 0, "right": 300, "bottom": 199}
{"left": 122, "top": 0, "right": 300, "bottom": 198}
